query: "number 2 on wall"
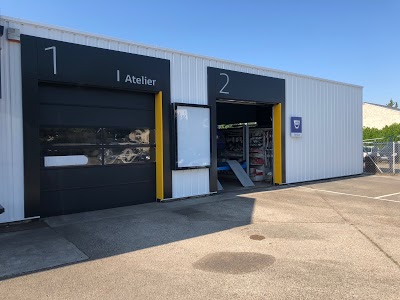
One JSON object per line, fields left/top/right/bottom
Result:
{"left": 219, "top": 73, "right": 229, "bottom": 94}
{"left": 45, "top": 46, "right": 57, "bottom": 75}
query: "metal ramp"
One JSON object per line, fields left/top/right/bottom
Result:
{"left": 217, "top": 180, "right": 224, "bottom": 191}
{"left": 226, "top": 160, "right": 255, "bottom": 187}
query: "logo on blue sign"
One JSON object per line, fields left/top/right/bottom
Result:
{"left": 291, "top": 117, "right": 302, "bottom": 137}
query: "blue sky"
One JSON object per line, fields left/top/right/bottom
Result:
{"left": 1, "top": 0, "right": 399, "bottom": 105}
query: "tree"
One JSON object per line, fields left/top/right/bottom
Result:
{"left": 387, "top": 99, "right": 398, "bottom": 108}
{"left": 363, "top": 123, "right": 400, "bottom": 141}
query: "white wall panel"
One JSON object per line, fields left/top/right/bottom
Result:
{"left": 283, "top": 77, "right": 363, "bottom": 183}
{"left": 169, "top": 53, "right": 210, "bottom": 196}
{"left": 0, "top": 19, "right": 25, "bottom": 223}
{"left": 0, "top": 16, "right": 363, "bottom": 221}
{"left": 172, "top": 169, "right": 210, "bottom": 199}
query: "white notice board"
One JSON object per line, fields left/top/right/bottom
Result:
{"left": 176, "top": 105, "right": 210, "bottom": 168}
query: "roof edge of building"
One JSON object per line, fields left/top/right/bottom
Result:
{"left": 363, "top": 102, "right": 400, "bottom": 112}
{"left": 1, "top": 14, "right": 363, "bottom": 89}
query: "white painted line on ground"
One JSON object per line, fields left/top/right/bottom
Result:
{"left": 375, "top": 192, "right": 400, "bottom": 199}
{"left": 298, "top": 187, "right": 400, "bottom": 204}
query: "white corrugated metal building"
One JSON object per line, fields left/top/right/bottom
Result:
{"left": 0, "top": 16, "right": 363, "bottom": 224}
{"left": 363, "top": 102, "right": 400, "bottom": 129}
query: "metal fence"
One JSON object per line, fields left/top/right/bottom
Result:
{"left": 363, "top": 141, "right": 400, "bottom": 174}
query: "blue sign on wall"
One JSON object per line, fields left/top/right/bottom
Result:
{"left": 291, "top": 117, "right": 302, "bottom": 137}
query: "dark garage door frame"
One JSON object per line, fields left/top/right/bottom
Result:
{"left": 21, "top": 35, "right": 172, "bottom": 218}
{"left": 207, "top": 67, "right": 286, "bottom": 192}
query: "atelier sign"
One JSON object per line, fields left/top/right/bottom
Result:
{"left": 116, "top": 70, "right": 156, "bottom": 86}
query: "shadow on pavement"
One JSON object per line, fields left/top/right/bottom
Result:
{"left": 49, "top": 194, "right": 257, "bottom": 260}
{"left": 0, "top": 173, "right": 382, "bottom": 280}
{"left": 0, "top": 192, "right": 257, "bottom": 280}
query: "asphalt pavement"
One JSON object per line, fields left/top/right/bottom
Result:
{"left": 0, "top": 175, "right": 399, "bottom": 299}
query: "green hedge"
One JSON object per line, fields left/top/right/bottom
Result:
{"left": 363, "top": 123, "right": 400, "bottom": 141}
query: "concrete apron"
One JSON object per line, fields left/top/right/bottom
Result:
{"left": 0, "top": 226, "right": 88, "bottom": 278}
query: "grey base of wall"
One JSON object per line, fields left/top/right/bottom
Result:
{"left": 0, "top": 219, "right": 44, "bottom": 233}
{"left": 159, "top": 192, "right": 218, "bottom": 203}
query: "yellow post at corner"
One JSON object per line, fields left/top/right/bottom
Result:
{"left": 155, "top": 92, "right": 164, "bottom": 200}
{"left": 273, "top": 103, "right": 282, "bottom": 184}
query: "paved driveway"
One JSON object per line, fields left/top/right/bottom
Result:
{"left": 1, "top": 175, "right": 400, "bottom": 299}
